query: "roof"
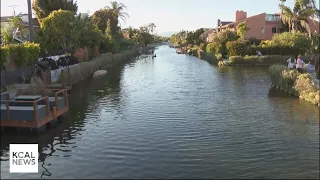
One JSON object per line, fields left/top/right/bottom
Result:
{"left": 0, "top": 16, "right": 40, "bottom": 27}
{"left": 219, "top": 21, "right": 233, "bottom": 26}
{"left": 220, "top": 13, "right": 266, "bottom": 28}
{"left": 199, "top": 28, "right": 217, "bottom": 39}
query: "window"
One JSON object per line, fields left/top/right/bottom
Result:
{"left": 272, "top": 27, "right": 277, "bottom": 33}
{"left": 265, "top": 14, "right": 281, "bottom": 21}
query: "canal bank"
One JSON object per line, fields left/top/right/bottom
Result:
{"left": 1, "top": 45, "right": 319, "bottom": 179}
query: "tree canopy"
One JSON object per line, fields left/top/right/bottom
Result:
{"left": 32, "top": 0, "right": 78, "bottom": 22}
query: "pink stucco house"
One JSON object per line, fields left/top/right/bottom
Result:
{"left": 205, "top": 10, "right": 320, "bottom": 42}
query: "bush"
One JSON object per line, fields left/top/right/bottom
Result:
{"left": 272, "top": 32, "right": 311, "bottom": 51}
{"left": 0, "top": 42, "right": 40, "bottom": 68}
{"left": 269, "top": 64, "right": 291, "bottom": 87}
{"left": 294, "top": 74, "right": 319, "bottom": 105}
{"left": 0, "top": 47, "right": 8, "bottom": 68}
{"left": 229, "top": 55, "right": 285, "bottom": 65}
{"left": 247, "top": 37, "right": 261, "bottom": 45}
{"left": 199, "top": 43, "right": 207, "bottom": 51}
{"left": 251, "top": 44, "right": 301, "bottom": 56}
{"left": 269, "top": 64, "right": 319, "bottom": 105}
{"left": 207, "top": 30, "right": 239, "bottom": 55}
{"left": 252, "top": 32, "right": 311, "bottom": 56}
{"left": 226, "top": 40, "right": 248, "bottom": 56}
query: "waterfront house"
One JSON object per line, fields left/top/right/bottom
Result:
{"left": 205, "top": 10, "right": 320, "bottom": 42}
{"left": 1, "top": 13, "right": 40, "bottom": 44}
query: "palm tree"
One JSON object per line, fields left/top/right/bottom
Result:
{"left": 279, "top": 0, "right": 318, "bottom": 35}
{"left": 105, "top": 1, "right": 129, "bottom": 26}
{"left": 148, "top": 23, "right": 156, "bottom": 34}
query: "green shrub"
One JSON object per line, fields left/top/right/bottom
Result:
{"left": 247, "top": 37, "right": 261, "bottom": 46}
{"left": 207, "top": 30, "right": 239, "bottom": 55}
{"left": 215, "top": 53, "right": 222, "bottom": 61}
{"left": 251, "top": 44, "right": 301, "bottom": 56}
{"left": 0, "top": 46, "right": 8, "bottom": 68}
{"left": 226, "top": 40, "right": 247, "bottom": 56}
{"left": 0, "top": 42, "right": 40, "bottom": 68}
{"left": 206, "top": 41, "right": 223, "bottom": 54}
{"left": 272, "top": 32, "right": 311, "bottom": 52}
{"left": 229, "top": 55, "right": 285, "bottom": 65}
{"left": 281, "top": 69, "right": 301, "bottom": 90}
{"left": 199, "top": 42, "right": 207, "bottom": 51}
{"left": 269, "top": 64, "right": 290, "bottom": 87}
{"left": 268, "top": 64, "right": 319, "bottom": 105}
{"left": 229, "top": 56, "right": 244, "bottom": 64}
{"left": 252, "top": 32, "right": 311, "bottom": 56}
{"left": 294, "top": 74, "right": 319, "bottom": 105}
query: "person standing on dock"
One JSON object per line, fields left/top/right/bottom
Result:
{"left": 296, "top": 55, "right": 305, "bottom": 73}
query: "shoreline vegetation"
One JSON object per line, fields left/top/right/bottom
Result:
{"left": 168, "top": 0, "right": 319, "bottom": 107}
{"left": 269, "top": 64, "right": 319, "bottom": 107}
{"left": 1, "top": 0, "right": 167, "bottom": 95}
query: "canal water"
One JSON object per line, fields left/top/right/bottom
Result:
{"left": 1, "top": 46, "right": 319, "bottom": 179}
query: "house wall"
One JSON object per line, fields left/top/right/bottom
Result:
{"left": 220, "top": 13, "right": 267, "bottom": 40}
{"left": 236, "top": 10, "right": 247, "bottom": 22}
{"left": 308, "top": 19, "right": 320, "bottom": 33}
{"left": 207, "top": 33, "right": 215, "bottom": 42}
{"left": 265, "top": 21, "right": 283, "bottom": 40}
{"left": 21, "top": 15, "right": 29, "bottom": 23}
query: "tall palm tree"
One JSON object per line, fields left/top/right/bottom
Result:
{"left": 105, "top": 1, "right": 129, "bottom": 26}
{"left": 148, "top": 23, "right": 156, "bottom": 34}
{"left": 279, "top": 0, "right": 318, "bottom": 35}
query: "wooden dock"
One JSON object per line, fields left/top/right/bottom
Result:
{"left": 0, "top": 88, "right": 69, "bottom": 130}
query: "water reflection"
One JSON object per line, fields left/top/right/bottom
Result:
{"left": 1, "top": 47, "right": 319, "bottom": 179}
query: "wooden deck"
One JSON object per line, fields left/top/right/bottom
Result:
{"left": 0, "top": 88, "right": 69, "bottom": 129}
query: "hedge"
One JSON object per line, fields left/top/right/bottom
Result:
{"left": 228, "top": 55, "right": 319, "bottom": 66}
{"left": 225, "top": 40, "right": 308, "bottom": 56}
{"left": 0, "top": 42, "right": 40, "bottom": 68}
{"left": 251, "top": 45, "right": 306, "bottom": 56}
{"left": 269, "top": 64, "right": 319, "bottom": 106}
{"left": 226, "top": 40, "right": 249, "bottom": 56}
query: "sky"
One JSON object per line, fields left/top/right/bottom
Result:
{"left": 1, "top": 0, "right": 319, "bottom": 34}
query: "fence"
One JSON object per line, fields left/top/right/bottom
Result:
{"left": 0, "top": 66, "right": 34, "bottom": 87}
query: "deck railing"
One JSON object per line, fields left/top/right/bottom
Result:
{"left": 17, "top": 88, "right": 68, "bottom": 111}
{"left": 0, "top": 96, "right": 50, "bottom": 122}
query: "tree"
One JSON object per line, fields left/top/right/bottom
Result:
{"left": 148, "top": 23, "right": 156, "bottom": 34}
{"left": 105, "top": 1, "right": 129, "bottom": 37}
{"left": 186, "top": 31, "right": 195, "bottom": 44}
{"left": 76, "top": 15, "right": 104, "bottom": 48}
{"left": 279, "top": 0, "right": 318, "bottom": 35}
{"left": 1, "top": 15, "right": 23, "bottom": 45}
{"left": 105, "top": 1, "right": 129, "bottom": 25}
{"left": 92, "top": 9, "right": 115, "bottom": 34}
{"left": 39, "top": 10, "right": 81, "bottom": 52}
{"left": 32, "top": 0, "right": 78, "bottom": 22}
{"left": 236, "top": 22, "right": 249, "bottom": 39}
{"left": 207, "top": 30, "right": 239, "bottom": 55}
{"left": 193, "top": 28, "right": 205, "bottom": 45}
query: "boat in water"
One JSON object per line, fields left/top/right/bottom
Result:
{"left": 176, "top": 48, "right": 182, "bottom": 54}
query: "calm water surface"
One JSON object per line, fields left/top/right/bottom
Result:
{"left": 1, "top": 46, "right": 319, "bottom": 179}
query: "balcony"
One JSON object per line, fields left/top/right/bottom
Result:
{"left": 265, "top": 14, "right": 281, "bottom": 22}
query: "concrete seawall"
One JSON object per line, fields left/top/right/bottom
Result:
{"left": 57, "top": 49, "right": 139, "bottom": 87}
